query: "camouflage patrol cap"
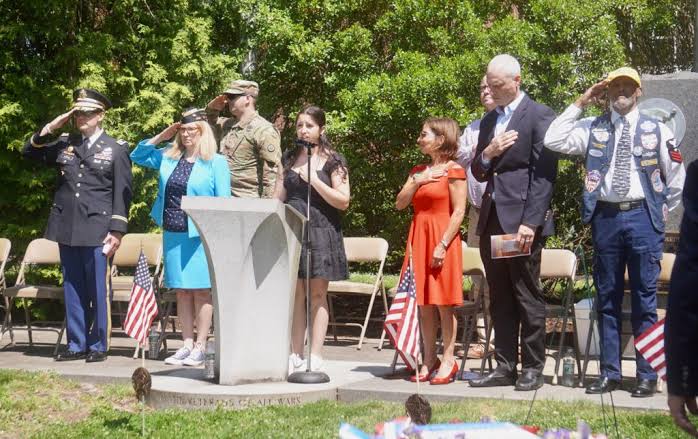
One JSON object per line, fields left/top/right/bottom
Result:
{"left": 223, "top": 80, "right": 259, "bottom": 98}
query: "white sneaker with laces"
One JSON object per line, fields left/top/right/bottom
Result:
{"left": 164, "top": 346, "right": 191, "bottom": 365}
{"left": 182, "top": 347, "right": 205, "bottom": 366}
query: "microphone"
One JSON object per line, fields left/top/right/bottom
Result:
{"left": 294, "top": 139, "right": 315, "bottom": 149}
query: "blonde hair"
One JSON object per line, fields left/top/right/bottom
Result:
{"left": 165, "top": 121, "right": 217, "bottom": 161}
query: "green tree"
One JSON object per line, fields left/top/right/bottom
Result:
{"left": 0, "top": 0, "right": 692, "bottom": 275}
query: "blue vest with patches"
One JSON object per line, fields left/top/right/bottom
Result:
{"left": 582, "top": 112, "right": 668, "bottom": 232}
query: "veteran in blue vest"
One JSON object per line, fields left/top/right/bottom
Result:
{"left": 544, "top": 67, "right": 686, "bottom": 397}
{"left": 23, "top": 89, "right": 133, "bottom": 363}
{"left": 131, "top": 108, "right": 231, "bottom": 366}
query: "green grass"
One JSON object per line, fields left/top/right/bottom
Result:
{"left": 0, "top": 369, "right": 689, "bottom": 438}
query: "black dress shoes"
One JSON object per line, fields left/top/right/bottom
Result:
{"left": 55, "top": 350, "right": 87, "bottom": 362}
{"left": 469, "top": 367, "right": 517, "bottom": 387}
{"left": 585, "top": 376, "right": 621, "bottom": 394}
{"left": 515, "top": 369, "right": 544, "bottom": 391}
{"left": 86, "top": 351, "right": 107, "bottom": 363}
{"left": 631, "top": 379, "right": 657, "bottom": 398}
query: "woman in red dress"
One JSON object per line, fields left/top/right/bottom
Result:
{"left": 395, "top": 117, "right": 467, "bottom": 385}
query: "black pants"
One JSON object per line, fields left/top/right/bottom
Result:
{"left": 479, "top": 207, "right": 546, "bottom": 373}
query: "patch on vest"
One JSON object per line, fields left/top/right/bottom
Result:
{"left": 591, "top": 128, "right": 610, "bottom": 143}
{"left": 667, "top": 138, "right": 682, "bottom": 163}
{"left": 640, "top": 120, "right": 657, "bottom": 132}
{"left": 633, "top": 146, "right": 643, "bottom": 157}
{"left": 642, "top": 150, "right": 657, "bottom": 158}
{"left": 641, "top": 133, "right": 658, "bottom": 150}
{"left": 588, "top": 149, "right": 603, "bottom": 158}
{"left": 651, "top": 169, "right": 664, "bottom": 193}
{"left": 641, "top": 158, "right": 658, "bottom": 167}
{"left": 662, "top": 203, "right": 669, "bottom": 222}
{"left": 585, "top": 170, "right": 602, "bottom": 193}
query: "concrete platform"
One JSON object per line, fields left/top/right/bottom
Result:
{"left": 0, "top": 329, "right": 669, "bottom": 412}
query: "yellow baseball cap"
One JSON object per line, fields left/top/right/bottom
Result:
{"left": 606, "top": 67, "right": 641, "bottom": 87}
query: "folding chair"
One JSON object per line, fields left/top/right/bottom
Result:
{"left": 0, "top": 238, "right": 12, "bottom": 341}
{"left": 110, "top": 233, "right": 163, "bottom": 358}
{"left": 540, "top": 249, "right": 582, "bottom": 384}
{"left": 327, "top": 237, "right": 390, "bottom": 350}
{"left": 390, "top": 243, "right": 493, "bottom": 374}
{"left": 456, "top": 243, "right": 492, "bottom": 377}
{"left": 478, "top": 248, "right": 580, "bottom": 380}
{"left": 1, "top": 238, "right": 65, "bottom": 355}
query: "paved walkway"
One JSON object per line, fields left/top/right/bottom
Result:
{"left": 0, "top": 329, "right": 668, "bottom": 411}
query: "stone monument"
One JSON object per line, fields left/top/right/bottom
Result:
{"left": 641, "top": 71, "right": 698, "bottom": 235}
{"left": 181, "top": 197, "right": 305, "bottom": 385}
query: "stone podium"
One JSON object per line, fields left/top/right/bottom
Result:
{"left": 181, "top": 197, "right": 305, "bottom": 385}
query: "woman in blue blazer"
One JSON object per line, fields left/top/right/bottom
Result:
{"left": 131, "top": 108, "right": 230, "bottom": 366}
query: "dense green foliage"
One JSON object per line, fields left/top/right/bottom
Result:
{"left": 0, "top": 0, "right": 693, "bottom": 273}
{"left": 0, "top": 370, "right": 687, "bottom": 438}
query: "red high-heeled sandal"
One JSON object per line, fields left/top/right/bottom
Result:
{"left": 429, "top": 361, "right": 459, "bottom": 385}
{"left": 409, "top": 358, "right": 441, "bottom": 382}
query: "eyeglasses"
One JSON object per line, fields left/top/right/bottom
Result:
{"left": 180, "top": 127, "right": 200, "bottom": 135}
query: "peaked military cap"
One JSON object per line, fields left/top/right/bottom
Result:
{"left": 72, "top": 88, "right": 112, "bottom": 112}
{"left": 223, "top": 80, "right": 259, "bottom": 98}
{"left": 180, "top": 108, "right": 207, "bottom": 124}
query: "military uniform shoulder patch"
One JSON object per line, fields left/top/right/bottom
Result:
{"left": 667, "top": 138, "right": 682, "bottom": 163}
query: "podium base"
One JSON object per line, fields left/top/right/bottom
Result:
{"left": 287, "top": 370, "right": 330, "bottom": 384}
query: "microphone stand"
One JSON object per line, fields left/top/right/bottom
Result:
{"left": 288, "top": 140, "right": 330, "bottom": 384}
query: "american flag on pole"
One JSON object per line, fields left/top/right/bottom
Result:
{"left": 123, "top": 250, "right": 158, "bottom": 345}
{"left": 635, "top": 318, "right": 666, "bottom": 381}
{"left": 384, "top": 254, "right": 420, "bottom": 370}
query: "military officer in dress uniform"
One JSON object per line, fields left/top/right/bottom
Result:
{"left": 206, "top": 80, "right": 281, "bottom": 198}
{"left": 544, "top": 67, "right": 686, "bottom": 397}
{"left": 22, "top": 88, "right": 133, "bottom": 363}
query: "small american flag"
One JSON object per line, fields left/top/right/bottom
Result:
{"left": 635, "top": 318, "right": 666, "bottom": 381}
{"left": 384, "top": 254, "right": 420, "bottom": 370}
{"left": 123, "top": 250, "right": 158, "bottom": 345}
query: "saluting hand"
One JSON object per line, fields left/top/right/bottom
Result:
{"left": 483, "top": 130, "right": 518, "bottom": 161}
{"left": 207, "top": 94, "right": 228, "bottom": 112}
{"left": 40, "top": 109, "right": 76, "bottom": 136}
{"left": 575, "top": 80, "right": 608, "bottom": 109}
{"left": 150, "top": 122, "right": 180, "bottom": 145}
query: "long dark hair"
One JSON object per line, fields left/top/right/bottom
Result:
{"left": 283, "top": 105, "right": 347, "bottom": 179}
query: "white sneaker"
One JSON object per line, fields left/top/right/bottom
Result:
{"left": 182, "top": 347, "right": 205, "bottom": 366}
{"left": 164, "top": 346, "right": 191, "bottom": 365}
{"left": 309, "top": 354, "right": 324, "bottom": 372}
{"left": 288, "top": 353, "right": 305, "bottom": 375}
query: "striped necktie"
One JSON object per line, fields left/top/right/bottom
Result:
{"left": 611, "top": 116, "right": 632, "bottom": 198}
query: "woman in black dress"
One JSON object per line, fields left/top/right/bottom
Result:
{"left": 274, "top": 106, "right": 350, "bottom": 373}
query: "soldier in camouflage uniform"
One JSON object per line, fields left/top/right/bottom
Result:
{"left": 206, "top": 80, "right": 281, "bottom": 198}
